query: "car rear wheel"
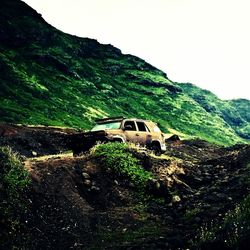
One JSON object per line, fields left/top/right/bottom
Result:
{"left": 151, "top": 143, "right": 161, "bottom": 156}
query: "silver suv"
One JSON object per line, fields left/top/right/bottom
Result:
{"left": 71, "top": 117, "right": 166, "bottom": 155}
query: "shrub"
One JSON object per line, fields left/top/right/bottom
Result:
{"left": 92, "top": 142, "right": 153, "bottom": 188}
{"left": 197, "top": 194, "right": 250, "bottom": 249}
{"left": 0, "top": 146, "right": 31, "bottom": 248}
{"left": 221, "top": 195, "right": 250, "bottom": 248}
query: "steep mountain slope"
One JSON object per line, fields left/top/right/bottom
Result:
{"left": 179, "top": 83, "right": 250, "bottom": 140}
{"left": 0, "top": 0, "right": 249, "bottom": 145}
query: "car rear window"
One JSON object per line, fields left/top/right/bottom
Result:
{"left": 136, "top": 122, "right": 148, "bottom": 132}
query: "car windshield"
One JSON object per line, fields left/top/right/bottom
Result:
{"left": 91, "top": 121, "right": 121, "bottom": 131}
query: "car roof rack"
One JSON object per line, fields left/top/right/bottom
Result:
{"left": 95, "top": 116, "right": 125, "bottom": 124}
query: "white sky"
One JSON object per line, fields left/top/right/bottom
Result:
{"left": 23, "top": 0, "right": 250, "bottom": 100}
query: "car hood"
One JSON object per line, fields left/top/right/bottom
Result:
{"left": 83, "top": 130, "right": 107, "bottom": 137}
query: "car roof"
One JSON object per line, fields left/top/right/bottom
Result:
{"left": 124, "top": 118, "right": 152, "bottom": 123}
{"left": 95, "top": 116, "right": 124, "bottom": 124}
{"left": 95, "top": 117, "right": 156, "bottom": 125}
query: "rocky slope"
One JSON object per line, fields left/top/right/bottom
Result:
{"left": 1, "top": 125, "right": 250, "bottom": 249}
{"left": 0, "top": 0, "right": 249, "bottom": 145}
{"left": 0, "top": 123, "right": 76, "bottom": 157}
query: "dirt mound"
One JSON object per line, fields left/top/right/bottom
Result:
{"left": 17, "top": 144, "right": 250, "bottom": 249}
{"left": 0, "top": 123, "right": 78, "bottom": 157}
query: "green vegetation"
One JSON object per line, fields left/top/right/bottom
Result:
{"left": 179, "top": 83, "right": 250, "bottom": 141}
{"left": 0, "top": 146, "right": 31, "bottom": 248}
{"left": 197, "top": 194, "right": 250, "bottom": 249}
{"left": 183, "top": 208, "right": 200, "bottom": 223}
{"left": 0, "top": 0, "right": 249, "bottom": 145}
{"left": 93, "top": 143, "right": 153, "bottom": 188}
{"left": 0, "top": 147, "right": 30, "bottom": 194}
{"left": 91, "top": 221, "right": 166, "bottom": 250}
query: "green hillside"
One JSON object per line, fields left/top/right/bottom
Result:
{"left": 0, "top": 0, "right": 249, "bottom": 145}
{"left": 178, "top": 83, "right": 250, "bottom": 140}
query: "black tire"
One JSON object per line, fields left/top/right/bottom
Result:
{"left": 151, "top": 144, "right": 161, "bottom": 156}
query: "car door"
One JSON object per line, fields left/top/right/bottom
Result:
{"left": 135, "top": 121, "right": 152, "bottom": 146}
{"left": 123, "top": 120, "right": 140, "bottom": 143}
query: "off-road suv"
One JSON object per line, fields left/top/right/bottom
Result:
{"left": 71, "top": 117, "right": 166, "bottom": 155}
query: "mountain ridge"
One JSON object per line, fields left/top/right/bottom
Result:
{"left": 0, "top": 0, "right": 249, "bottom": 145}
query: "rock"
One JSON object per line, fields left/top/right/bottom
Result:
{"left": 83, "top": 179, "right": 91, "bottom": 186}
{"left": 72, "top": 71, "right": 81, "bottom": 79}
{"left": 194, "top": 191, "right": 201, "bottom": 196}
{"left": 193, "top": 177, "right": 203, "bottom": 182}
{"left": 216, "top": 165, "right": 224, "bottom": 169}
{"left": 32, "top": 151, "right": 37, "bottom": 156}
{"left": 172, "top": 195, "right": 181, "bottom": 203}
{"left": 82, "top": 172, "right": 90, "bottom": 179}
{"left": 90, "top": 186, "right": 100, "bottom": 192}
{"left": 155, "top": 182, "right": 161, "bottom": 189}
{"left": 149, "top": 179, "right": 161, "bottom": 189}
{"left": 203, "top": 172, "right": 211, "bottom": 177}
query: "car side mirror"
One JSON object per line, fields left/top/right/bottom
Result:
{"left": 124, "top": 125, "right": 133, "bottom": 131}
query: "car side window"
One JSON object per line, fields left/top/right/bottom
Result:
{"left": 136, "top": 122, "right": 148, "bottom": 132}
{"left": 124, "top": 121, "right": 136, "bottom": 131}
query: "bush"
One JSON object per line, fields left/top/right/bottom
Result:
{"left": 197, "top": 194, "right": 250, "bottom": 249}
{"left": 92, "top": 142, "right": 153, "bottom": 188}
{"left": 0, "top": 146, "right": 30, "bottom": 194}
{"left": 0, "top": 146, "right": 31, "bottom": 248}
{"left": 221, "top": 195, "right": 250, "bottom": 248}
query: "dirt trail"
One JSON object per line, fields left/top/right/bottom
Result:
{"left": 24, "top": 153, "right": 74, "bottom": 171}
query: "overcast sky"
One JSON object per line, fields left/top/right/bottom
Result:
{"left": 23, "top": 0, "right": 250, "bottom": 100}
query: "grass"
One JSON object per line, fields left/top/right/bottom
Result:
{"left": 90, "top": 221, "right": 166, "bottom": 250}
{"left": 0, "top": 146, "right": 31, "bottom": 249}
{"left": 196, "top": 194, "right": 250, "bottom": 249}
{"left": 92, "top": 142, "right": 154, "bottom": 188}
